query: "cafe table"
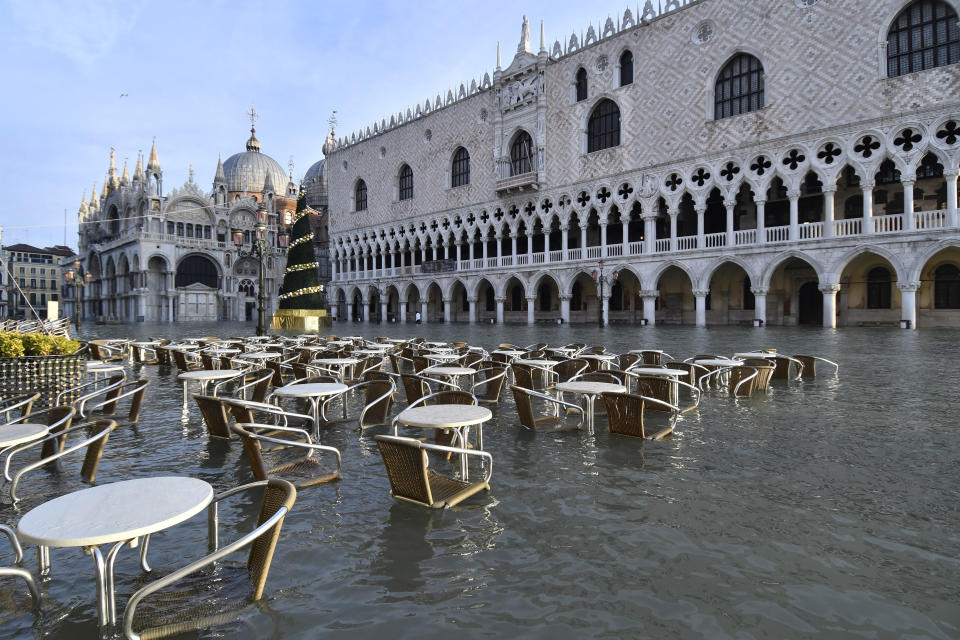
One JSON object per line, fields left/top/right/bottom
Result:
{"left": 271, "top": 382, "right": 348, "bottom": 427}
{"left": 554, "top": 380, "right": 626, "bottom": 431}
{"left": 394, "top": 404, "right": 492, "bottom": 479}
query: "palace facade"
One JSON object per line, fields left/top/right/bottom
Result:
{"left": 325, "top": 0, "right": 960, "bottom": 328}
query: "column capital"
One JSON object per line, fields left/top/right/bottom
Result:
{"left": 694, "top": 206, "right": 706, "bottom": 215}
{"left": 896, "top": 281, "right": 921, "bottom": 293}
{"left": 723, "top": 199, "right": 737, "bottom": 208}
{"left": 560, "top": 225, "right": 569, "bottom": 232}
{"left": 787, "top": 189, "right": 801, "bottom": 200}
{"left": 495, "top": 296, "right": 506, "bottom": 303}
{"left": 818, "top": 283, "right": 841, "bottom": 293}
{"left": 692, "top": 289, "right": 710, "bottom": 297}
{"left": 861, "top": 181, "right": 876, "bottom": 191}
{"left": 639, "top": 289, "right": 660, "bottom": 298}
{"left": 525, "top": 295, "right": 537, "bottom": 302}
{"left": 753, "top": 198, "right": 767, "bottom": 206}
{"left": 467, "top": 296, "right": 479, "bottom": 304}
{"left": 750, "top": 287, "right": 769, "bottom": 296}
{"left": 943, "top": 170, "right": 959, "bottom": 179}
{"left": 821, "top": 185, "right": 837, "bottom": 194}
{"left": 558, "top": 293, "right": 572, "bottom": 301}
{"left": 640, "top": 212, "right": 659, "bottom": 221}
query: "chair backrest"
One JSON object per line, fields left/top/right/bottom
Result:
{"left": 729, "top": 366, "right": 760, "bottom": 396}
{"left": 632, "top": 376, "right": 672, "bottom": 411}
{"left": 426, "top": 390, "right": 476, "bottom": 406}
{"left": 265, "top": 360, "right": 285, "bottom": 387}
{"left": 792, "top": 354, "right": 817, "bottom": 377}
{"left": 362, "top": 379, "right": 394, "bottom": 426}
{"left": 194, "top": 395, "right": 232, "bottom": 438}
{"left": 511, "top": 363, "right": 535, "bottom": 390}
{"left": 232, "top": 426, "right": 269, "bottom": 480}
{"left": 770, "top": 356, "right": 793, "bottom": 380}
{"left": 491, "top": 352, "right": 511, "bottom": 365}
{"left": 80, "top": 420, "right": 118, "bottom": 483}
{"left": 619, "top": 353, "right": 642, "bottom": 370}
{"left": 588, "top": 346, "right": 606, "bottom": 354}
{"left": 1, "top": 392, "right": 40, "bottom": 421}
{"left": 200, "top": 353, "right": 217, "bottom": 370}
{"left": 553, "top": 359, "right": 588, "bottom": 383}
{"left": 400, "top": 373, "right": 428, "bottom": 405}
{"left": 374, "top": 435, "right": 432, "bottom": 506}
{"left": 510, "top": 385, "right": 536, "bottom": 429}
{"left": 100, "top": 379, "right": 150, "bottom": 421}
{"left": 665, "top": 362, "right": 697, "bottom": 385}
{"left": 462, "top": 352, "right": 484, "bottom": 368}
{"left": 412, "top": 356, "right": 429, "bottom": 373}
{"left": 602, "top": 392, "right": 647, "bottom": 437}
{"left": 248, "top": 479, "right": 298, "bottom": 599}
{"left": 171, "top": 350, "right": 192, "bottom": 373}
{"left": 39, "top": 406, "right": 76, "bottom": 458}
{"left": 474, "top": 366, "right": 507, "bottom": 403}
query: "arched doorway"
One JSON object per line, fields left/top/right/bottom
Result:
{"left": 656, "top": 266, "right": 694, "bottom": 325}
{"left": 568, "top": 272, "right": 598, "bottom": 324}
{"left": 837, "top": 252, "right": 900, "bottom": 326}
{"left": 766, "top": 256, "right": 820, "bottom": 326}
{"left": 707, "top": 262, "right": 754, "bottom": 325}
{"left": 798, "top": 282, "right": 822, "bottom": 325}
{"left": 174, "top": 254, "right": 220, "bottom": 321}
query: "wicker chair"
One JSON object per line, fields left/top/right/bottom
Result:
{"left": 83, "top": 379, "right": 150, "bottom": 423}
{"left": 221, "top": 398, "right": 317, "bottom": 443}
{"left": 639, "top": 350, "right": 673, "bottom": 366}
{"left": 122, "top": 479, "right": 296, "bottom": 640}
{"left": 322, "top": 379, "right": 395, "bottom": 431}
{"left": 89, "top": 340, "right": 125, "bottom": 362}
{"left": 728, "top": 364, "right": 774, "bottom": 397}
{"left": 618, "top": 353, "right": 642, "bottom": 370}
{"left": 510, "top": 385, "right": 583, "bottom": 432}
{"left": 551, "top": 359, "right": 589, "bottom": 384}
{"left": 791, "top": 354, "right": 839, "bottom": 378}
{"left": 398, "top": 373, "right": 459, "bottom": 406}
{"left": 471, "top": 365, "right": 508, "bottom": 404}
{"left": 411, "top": 356, "right": 430, "bottom": 373}
{"left": 170, "top": 349, "right": 203, "bottom": 373}
{"left": 4, "top": 419, "right": 117, "bottom": 503}
{"left": 664, "top": 362, "right": 709, "bottom": 386}
{"left": 193, "top": 395, "right": 235, "bottom": 438}
{"left": 231, "top": 424, "right": 341, "bottom": 487}
{"left": 601, "top": 392, "right": 678, "bottom": 440}
{"left": 0, "top": 524, "right": 40, "bottom": 610}
{"left": 374, "top": 435, "right": 492, "bottom": 509}
{"left": 217, "top": 368, "right": 273, "bottom": 403}
{"left": 769, "top": 355, "right": 803, "bottom": 380}
{"left": 56, "top": 374, "right": 125, "bottom": 418}
{"left": 0, "top": 393, "right": 40, "bottom": 422}
{"left": 131, "top": 344, "right": 159, "bottom": 365}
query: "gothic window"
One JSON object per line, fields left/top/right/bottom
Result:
{"left": 714, "top": 53, "right": 765, "bottom": 120}
{"left": 934, "top": 264, "right": 960, "bottom": 308}
{"left": 619, "top": 51, "right": 634, "bottom": 86}
{"left": 204, "top": 225, "right": 212, "bottom": 239}
{"left": 575, "top": 67, "right": 588, "bottom": 102}
{"left": 175, "top": 255, "right": 218, "bottom": 288}
{"left": 866, "top": 267, "right": 892, "bottom": 309}
{"left": 355, "top": 179, "right": 367, "bottom": 211}
{"left": 510, "top": 131, "right": 534, "bottom": 176}
{"left": 166, "top": 221, "right": 174, "bottom": 235}
{"left": 186, "top": 224, "right": 193, "bottom": 238}
{"left": 610, "top": 281, "right": 624, "bottom": 311}
{"left": 461, "top": 289, "right": 469, "bottom": 312}
{"left": 398, "top": 165, "right": 413, "bottom": 201}
{"left": 887, "top": 0, "right": 960, "bottom": 77}
{"left": 588, "top": 99, "right": 621, "bottom": 153}
{"left": 452, "top": 147, "right": 471, "bottom": 187}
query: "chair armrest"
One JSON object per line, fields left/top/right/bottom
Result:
{"left": 520, "top": 387, "right": 585, "bottom": 416}
{"left": 234, "top": 425, "right": 341, "bottom": 470}
{"left": 0, "top": 524, "right": 24, "bottom": 563}
{"left": 236, "top": 423, "right": 312, "bottom": 443}
{"left": 637, "top": 395, "right": 681, "bottom": 413}
{"left": 418, "top": 442, "right": 493, "bottom": 483}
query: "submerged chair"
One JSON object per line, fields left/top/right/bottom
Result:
{"left": 374, "top": 435, "right": 492, "bottom": 509}
{"left": 728, "top": 364, "right": 774, "bottom": 397}
{"left": 0, "top": 524, "right": 40, "bottom": 610}
{"left": 231, "top": 424, "right": 341, "bottom": 487}
{"left": 601, "top": 392, "right": 678, "bottom": 440}
{"left": 0, "top": 393, "right": 39, "bottom": 423}
{"left": 510, "top": 385, "right": 583, "bottom": 432}
{"left": 791, "top": 354, "right": 839, "bottom": 378}
{"left": 84, "top": 378, "right": 150, "bottom": 424}
{"left": 629, "top": 374, "right": 701, "bottom": 413}
{"left": 122, "top": 479, "right": 296, "bottom": 640}
{"left": 769, "top": 355, "right": 804, "bottom": 380}
{"left": 471, "top": 364, "right": 508, "bottom": 404}
{"left": 322, "top": 379, "right": 395, "bottom": 431}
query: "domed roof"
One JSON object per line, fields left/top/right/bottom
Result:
{"left": 303, "top": 158, "right": 328, "bottom": 209}
{"left": 221, "top": 128, "right": 288, "bottom": 194}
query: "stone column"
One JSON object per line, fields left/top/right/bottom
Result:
{"left": 468, "top": 297, "right": 477, "bottom": 324}
{"left": 332, "top": 258, "right": 338, "bottom": 281}
{"left": 640, "top": 289, "right": 658, "bottom": 326}
{"left": 526, "top": 296, "right": 536, "bottom": 325}
{"left": 621, "top": 213, "right": 630, "bottom": 257}
{"left": 495, "top": 296, "right": 505, "bottom": 324}
{"left": 544, "top": 232, "right": 551, "bottom": 259}
{"left": 362, "top": 297, "right": 370, "bottom": 323}
{"left": 898, "top": 281, "right": 920, "bottom": 330}
{"left": 494, "top": 234, "right": 502, "bottom": 262}
{"left": 559, "top": 294, "right": 571, "bottom": 324}
{"left": 902, "top": 180, "right": 916, "bottom": 231}
{"left": 823, "top": 187, "right": 836, "bottom": 238}
{"left": 725, "top": 199, "right": 735, "bottom": 246}
{"left": 945, "top": 172, "right": 958, "bottom": 227}
{"left": 380, "top": 300, "right": 388, "bottom": 324}
{"left": 468, "top": 240, "right": 475, "bottom": 262}
{"left": 510, "top": 235, "right": 517, "bottom": 260}
{"left": 755, "top": 198, "right": 766, "bottom": 245}
{"left": 482, "top": 238, "right": 488, "bottom": 262}
{"left": 346, "top": 302, "right": 353, "bottom": 323}
{"left": 788, "top": 190, "right": 800, "bottom": 241}
{"left": 560, "top": 226, "right": 569, "bottom": 261}
{"left": 862, "top": 183, "right": 874, "bottom": 234}
{"left": 669, "top": 208, "right": 679, "bottom": 252}
{"left": 752, "top": 287, "right": 768, "bottom": 326}
{"left": 443, "top": 298, "right": 452, "bottom": 323}
{"left": 420, "top": 300, "right": 428, "bottom": 323}
{"left": 695, "top": 206, "right": 705, "bottom": 248}
{"left": 599, "top": 222, "right": 608, "bottom": 257}
{"left": 400, "top": 250, "right": 406, "bottom": 270}
{"left": 601, "top": 293, "right": 610, "bottom": 327}
{"left": 643, "top": 214, "right": 657, "bottom": 254}
{"left": 693, "top": 289, "right": 708, "bottom": 327}
{"left": 580, "top": 224, "right": 587, "bottom": 252}
{"left": 820, "top": 283, "right": 840, "bottom": 329}
{"left": 167, "top": 294, "right": 174, "bottom": 323}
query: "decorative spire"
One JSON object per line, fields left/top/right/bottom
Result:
{"left": 90, "top": 182, "right": 99, "bottom": 209}
{"left": 262, "top": 167, "right": 275, "bottom": 193}
{"left": 245, "top": 104, "right": 260, "bottom": 152}
{"left": 79, "top": 191, "right": 88, "bottom": 214}
{"left": 539, "top": 19, "right": 546, "bottom": 53}
{"left": 188, "top": 163, "right": 194, "bottom": 184}
{"left": 518, "top": 15, "right": 531, "bottom": 53}
{"left": 496, "top": 41, "right": 502, "bottom": 69}
{"left": 108, "top": 148, "right": 119, "bottom": 189}
{"left": 121, "top": 158, "right": 130, "bottom": 185}
{"left": 322, "top": 111, "right": 338, "bottom": 156}
{"left": 101, "top": 180, "right": 108, "bottom": 198}
{"left": 147, "top": 137, "right": 160, "bottom": 172}
{"left": 133, "top": 150, "right": 143, "bottom": 181}
{"left": 214, "top": 154, "right": 226, "bottom": 182}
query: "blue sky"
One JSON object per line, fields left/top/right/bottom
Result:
{"left": 0, "top": 0, "right": 634, "bottom": 249}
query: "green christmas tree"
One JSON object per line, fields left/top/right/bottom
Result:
{"left": 278, "top": 188, "right": 326, "bottom": 310}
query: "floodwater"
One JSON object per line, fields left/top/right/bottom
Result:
{"left": 2, "top": 321, "right": 959, "bottom": 639}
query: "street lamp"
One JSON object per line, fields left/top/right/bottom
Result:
{"left": 234, "top": 203, "right": 288, "bottom": 336}
{"left": 63, "top": 259, "right": 91, "bottom": 330}
{"left": 591, "top": 260, "right": 617, "bottom": 328}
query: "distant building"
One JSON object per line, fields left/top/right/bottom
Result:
{"left": 76, "top": 125, "right": 296, "bottom": 322}
{"left": 2, "top": 244, "right": 75, "bottom": 319}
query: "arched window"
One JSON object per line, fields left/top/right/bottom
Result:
{"left": 355, "top": 179, "right": 367, "bottom": 211}
{"left": 575, "top": 68, "right": 588, "bottom": 102}
{"left": 934, "top": 264, "right": 960, "bottom": 308}
{"left": 510, "top": 131, "right": 534, "bottom": 176}
{"left": 619, "top": 51, "right": 634, "bottom": 86}
{"left": 714, "top": 53, "right": 765, "bottom": 120}
{"left": 887, "top": 0, "right": 960, "bottom": 77}
{"left": 175, "top": 255, "right": 218, "bottom": 288}
{"left": 398, "top": 165, "right": 413, "bottom": 201}
{"left": 588, "top": 99, "right": 621, "bottom": 152}
{"left": 867, "top": 266, "right": 892, "bottom": 309}
{"left": 452, "top": 147, "right": 470, "bottom": 187}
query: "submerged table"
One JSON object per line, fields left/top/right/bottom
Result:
{"left": 271, "top": 382, "right": 348, "bottom": 427}
{"left": 423, "top": 365, "right": 475, "bottom": 390}
{"left": 554, "top": 381, "right": 626, "bottom": 431}
{"left": 0, "top": 423, "right": 49, "bottom": 455}
{"left": 394, "top": 404, "right": 492, "bottom": 480}
{"left": 17, "top": 476, "right": 213, "bottom": 627}
{"left": 177, "top": 369, "right": 241, "bottom": 403}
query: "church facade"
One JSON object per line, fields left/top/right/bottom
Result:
{"left": 325, "top": 0, "right": 960, "bottom": 328}
{"left": 75, "top": 126, "right": 297, "bottom": 322}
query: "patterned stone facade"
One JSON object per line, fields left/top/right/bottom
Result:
{"left": 327, "top": 0, "right": 960, "bottom": 328}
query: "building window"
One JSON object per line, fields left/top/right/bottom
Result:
{"left": 398, "top": 165, "right": 413, "bottom": 201}
{"left": 510, "top": 131, "right": 534, "bottom": 176}
{"left": 452, "top": 147, "right": 470, "bottom": 187}
{"left": 866, "top": 267, "right": 892, "bottom": 308}
{"left": 619, "top": 51, "right": 634, "bottom": 86}
{"left": 175, "top": 255, "right": 219, "bottom": 288}
{"left": 176, "top": 222, "right": 184, "bottom": 236}
{"left": 574, "top": 68, "right": 588, "bottom": 102}
{"left": 355, "top": 179, "right": 367, "bottom": 211}
{"left": 588, "top": 99, "right": 621, "bottom": 153}
{"left": 887, "top": 0, "right": 960, "bottom": 77}
{"left": 167, "top": 221, "right": 174, "bottom": 235}
{"left": 934, "top": 263, "right": 960, "bottom": 308}
{"left": 714, "top": 53, "right": 765, "bottom": 120}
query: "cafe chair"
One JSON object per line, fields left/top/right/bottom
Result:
{"left": 769, "top": 355, "right": 804, "bottom": 380}
{"left": 231, "top": 424, "right": 341, "bottom": 487}
{"left": 3, "top": 406, "right": 75, "bottom": 462}
{"left": 664, "top": 362, "right": 710, "bottom": 387}
{"left": 601, "top": 392, "right": 678, "bottom": 440}
{"left": 791, "top": 354, "right": 839, "bottom": 378}
{"left": 217, "top": 368, "right": 273, "bottom": 403}
{"left": 170, "top": 349, "right": 203, "bottom": 374}
{"left": 122, "top": 479, "right": 296, "bottom": 640}
{"left": 510, "top": 385, "right": 583, "bottom": 432}
{"left": 56, "top": 375, "right": 124, "bottom": 418}
{"left": 193, "top": 395, "right": 235, "bottom": 439}
{"left": 220, "top": 398, "right": 318, "bottom": 446}
{"left": 0, "top": 524, "right": 40, "bottom": 610}
{"left": 639, "top": 350, "right": 673, "bottom": 366}
{"left": 398, "top": 373, "right": 460, "bottom": 406}
{"left": 4, "top": 419, "right": 118, "bottom": 503}
{"left": 729, "top": 364, "right": 774, "bottom": 397}
{"left": 627, "top": 373, "right": 701, "bottom": 413}
{"left": 82, "top": 379, "right": 150, "bottom": 424}
{"left": 131, "top": 344, "right": 160, "bottom": 366}
{"left": 89, "top": 340, "right": 125, "bottom": 362}
{"left": 618, "top": 353, "right": 642, "bottom": 371}
{"left": 322, "top": 379, "right": 395, "bottom": 431}
{"left": 0, "top": 393, "right": 40, "bottom": 423}
{"left": 374, "top": 435, "right": 492, "bottom": 509}
{"left": 551, "top": 359, "right": 589, "bottom": 384}
{"left": 471, "top": 365, "right": 508, "bottom": 404}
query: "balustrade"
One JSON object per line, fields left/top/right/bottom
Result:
{"left": 834, "top": 218, "right": 861, "bottom": 236}
{"left": 704, "top": 232, "right": 726, "bottom": 248}
{"left": 629, "top": 241, "right": 644, "bottom": 255}
{"left": 734, "top": 229, "right": 756, "bottom": 245}
{"left": 677, "top": 236, "right": 697, "bottom": 251}
{"left": 799, "top": 222, "right": 823, "bottom": 240}
{"left": 766, "top": 226, "right": 789, "bottom": 243}
{"left": 873, "top": 214, "right": 903, "bottom": 234}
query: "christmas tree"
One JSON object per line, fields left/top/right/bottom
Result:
{"left": 278, "top": 188, "right": 326, "bottom": 310}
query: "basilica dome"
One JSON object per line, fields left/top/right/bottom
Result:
{"left": 222, "top": 128, "right": 288, "bottom": 194}
{"left": 302, "top": 159, "right": 327, "bottom": 209}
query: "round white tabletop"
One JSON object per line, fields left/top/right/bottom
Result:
{"left": 239, "top": 352, "right": 280, "bottom": 360}
{"left": 0, "top": 423, "right": 49, "bottom": 448}
{"left": 514, "top": 359, "right": 557, "bottom": 368}
{"left": 325, "top": 340, "right": 353, "bottom": 346}
{"left": 18, "top": 476, "right": 213, "bottom": 548}
{"left": 272, "top": 382, "right": 348, "bottom": 398}
{"left": 424, "top": 366, "right": 475, "bottom": 377}
{"left": 629, "top": 367, "right": 685, "bottom": 376}
{"left": 130, "top": 341, "right": 161, "bottom": 347}
{"left": 423, "top": 341, "right": 448, "bottom": 347}
{"left": 205, "top": 347, "right": 240, "bottom": 355}
{"left": 313, "top": 357, "right": 361, "bottom": 366}
{"left": 492, "top": 349, "right": 524, "bottom": 356}
{"left": 355, "top": 349, "right": 388, "bottom": 356}
{"left": 87, "top": 362, "right": 124, "bottom": 372}
{"left": 177, "top": 369, "right": 241, "bottom": 382}
{"left": 397, "top": 404, "right": 492, "bottom": 429}
{"left": 580, "top": 353, "right": 617, "bottom": 360}
{"left": 694, "top": 358, "right": 743, "bottom": 367}
{"left": 426, "top": 353, "right": 460, "bottom": 362}
{"left": 629, "top": 349, "right": 667, "bottom": 354}
{"left": 734, "top": 352, "right": 776, "bottom": 359}
{"left": 555, "top": 381, "right": 626, "bottom": 395}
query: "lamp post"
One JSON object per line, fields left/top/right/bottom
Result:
{"left": 63, "top": 260, "right": 92, "bottom": 330}
{"left": 591, "top": 260, "right": 617, "bottom": 328}
{"left": 233, "top": 203, "right": 288, "bottom": 336}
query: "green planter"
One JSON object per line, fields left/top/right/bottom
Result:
{"left": 0, "top": 348, "right": 88, "bottom": 409}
